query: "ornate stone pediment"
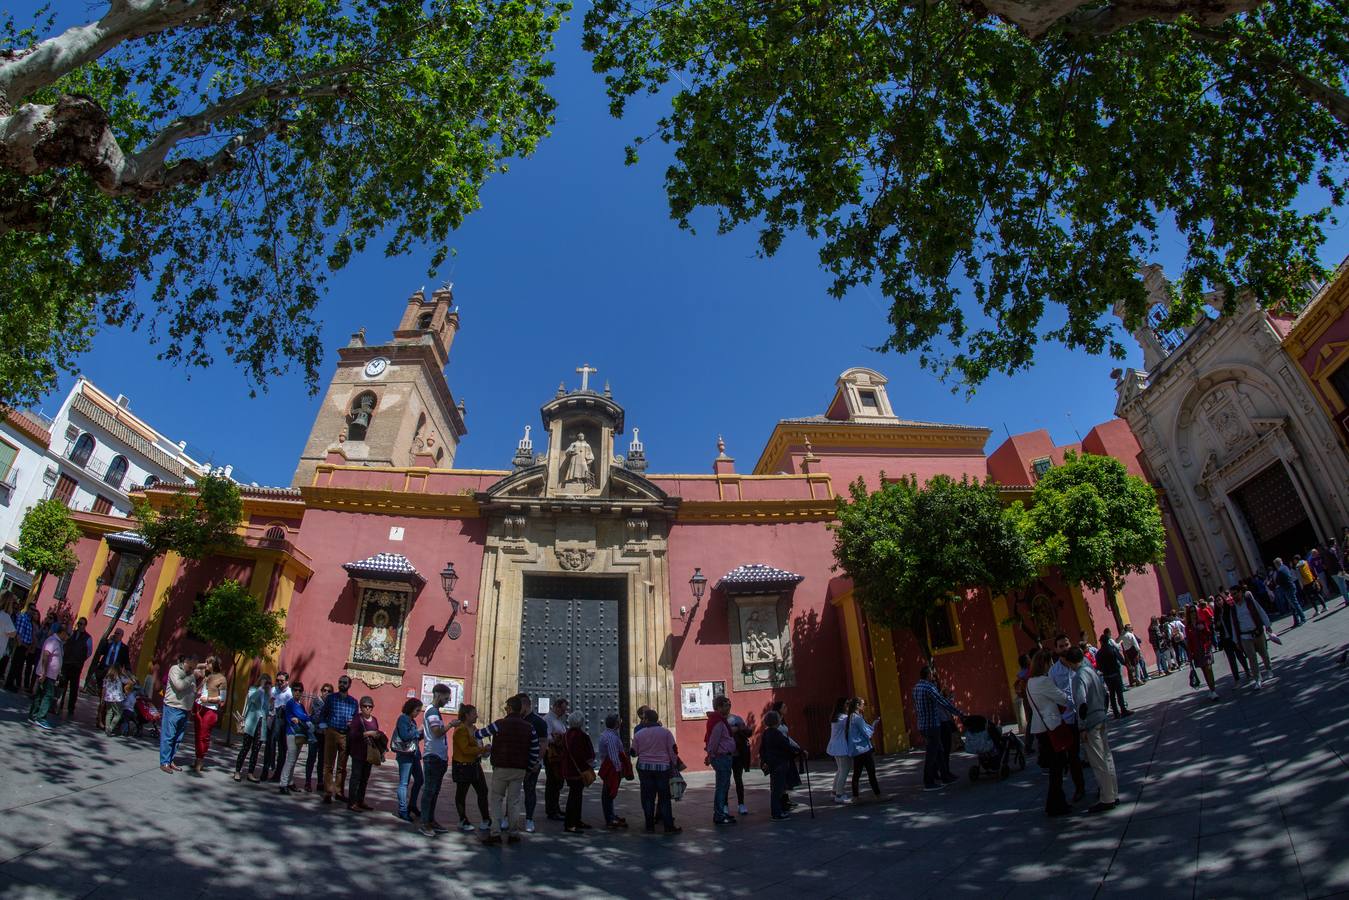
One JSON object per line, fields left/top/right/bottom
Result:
{"left": 477, "top": 463, "right": 679, "bottom": 514}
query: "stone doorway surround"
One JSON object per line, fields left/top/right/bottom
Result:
{"left": 470, "top": 378, "right": 680, "bottom": 723}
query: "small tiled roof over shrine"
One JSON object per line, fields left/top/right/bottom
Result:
{"left": 105, "top": 530, "right": 150, "bottom": 553}
{"left": 715, "top": 563, "right": 804, "bottom": 595}
{"left": 342, "top": 552, "right": 424, "bottom": 586}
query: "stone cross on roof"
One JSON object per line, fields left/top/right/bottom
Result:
{"left": 576, "top": 363, "right": 597, "bottom": 392}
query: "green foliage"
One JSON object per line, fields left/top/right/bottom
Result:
{"left": 0, "top": 0, "right": 568, "bottom": 406}
{"left": 14, "top": 498, "right": 81, "bottom": 579}
{"left": 584, "top": 0, "right": 1348, "bottom": 387}
{"left": 1023, "top": 452, "right": 1166, "bottom": 597}
{"left": 831, "top": 474, "right": 1035, "bottom": 653}
{"left": 187, "top": 579, "right": 288, "bottom": 667}
{"left": 135, "top": 474, "right": 245, "bottom": 562}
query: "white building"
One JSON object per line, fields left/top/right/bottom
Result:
{"left": 0, "top": 379, "right": 209, "bottom": 599}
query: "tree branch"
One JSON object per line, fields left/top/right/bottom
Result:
{"left": 0, "top": 0, "right": 262, "bottom": 108}
{"left": 0, "top": 75, "right": 350, "bottom": 201}
{"left": 971, "top": 0, "right": 1262, "bottom": 40}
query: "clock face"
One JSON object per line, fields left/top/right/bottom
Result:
{"left": 363, "top": 357, "right": 388, "bottom": 378}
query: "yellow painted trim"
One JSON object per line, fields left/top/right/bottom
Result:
{"left": 753, "top": 421, "right": 992, "bottom": 475}
{"left": 867, "top": 622, "right": 909, "bottom": 753}
{"left": 1113, "top": 587, "right": 1133, "bottom": 630}
{"left": 267, "top": 569, "right": 296, "bottom": 672}
{"left": 1167, "top": 522, "right": 1201, "bottom": 605}
{"left": 134, "top": 551, "right": 181, "bottom": 677}
{"left": 75, "top": 539, "right": 112, "bottom": 623}
{"left": 839, "top": 594, "right": 874, "bottom": 710}
{"left": 300, "top": 484, "right": 481, "bottom": 519}
{"left": 1068, "top": 583, "right": 1095, "bottom": 638}
{"left": 316, "top": 464, "right": 509, "bottom": 477}
{"left": 1284, "top": 261, "right": 1349, "bottom": 352}
{"left": 675, "top": 498, "right": 838, "bottom": 523}
{"left": 929, "top": 602, "right": 965, "bottom": 656}
{"left": 990, "top": 594, "right": 1022, "bottom": 703}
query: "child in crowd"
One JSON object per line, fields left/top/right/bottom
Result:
{"left": 117, "top": 681, "right": 142, "bottom": 736}
{"left": 102, "top": 664, "right": 129, "bottom": 735}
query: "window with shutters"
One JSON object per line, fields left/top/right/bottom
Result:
{"left": 0, "top": 438, "right": 17, "bottom": 482}
{"left": 52, "top": 473, "right": 78, "bottom": 506}
{"left": 92, "top": 495, "right": 113, "bottom": 514}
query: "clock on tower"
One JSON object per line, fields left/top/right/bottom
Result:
{"left": 291, "top": 287, "right": 468, "bottom": 486}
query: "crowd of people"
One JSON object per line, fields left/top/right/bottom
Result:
{"left": 0, "top": 553, "right": 1323, "bottom": 834}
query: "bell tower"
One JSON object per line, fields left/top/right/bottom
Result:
{"left": 291, "top": 287, "right": 468, "bottom": 487}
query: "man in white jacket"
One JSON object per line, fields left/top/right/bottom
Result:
{"left": 1235, "top": 590, "right": 1274, "bottom": 688}
{"left": 1064, "top": 647, "right": 1119, "bottom": 813}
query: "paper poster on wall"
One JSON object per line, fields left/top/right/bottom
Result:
{"left": 420, "top": 675, "right": 464, "bottom": 711}
{"left": 679, "top": 681, "right": 726, "bottom": 720}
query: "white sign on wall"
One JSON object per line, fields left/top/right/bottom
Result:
{"left": 679, "top": 681, "right": 726, "bottom": 720}
{"left": 420, "top": 675, "right": 464, "bottom": 711}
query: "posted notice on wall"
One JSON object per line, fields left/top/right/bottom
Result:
{"left": 680, "top": 681, "right": 725, "bottom": 720}
{"left": 420, "top": 675, "right": 464, "bottom": 711}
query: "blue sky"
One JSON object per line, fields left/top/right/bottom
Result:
{"left": 25, "top": 8, "right": 1348, "bottom": 486}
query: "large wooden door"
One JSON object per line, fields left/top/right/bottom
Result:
{"left": 518, "top": 576, "right": 623, "bottom": 738}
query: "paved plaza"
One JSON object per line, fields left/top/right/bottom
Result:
{"left": 2, "top": 611, "right": 1349, "bottom": 899}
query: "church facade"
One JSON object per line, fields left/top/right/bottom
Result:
{"left": 1114, "top": 265, "right": 1349, "bottom": 590}
{"left": 31, "top": 289, "right": 1192, "bottom": 761}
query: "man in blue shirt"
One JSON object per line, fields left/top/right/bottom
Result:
{"left": 319, "top": 675, "right": 358, "bottom": 803}
{"left": 1050, "top": 634, "right": 1087, "bottom": 803}
{"left": 518, "top": 694, "right": 550, "bottom": 833}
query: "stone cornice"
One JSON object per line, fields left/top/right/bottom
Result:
{"left": 300, "top": 484, "right": 481, "bottom": 519}
{"left": 676, "top": 498, "right": 839, "bottom": 523}
{"left": 753, "top": 422, "right": 992, "bottom": 475}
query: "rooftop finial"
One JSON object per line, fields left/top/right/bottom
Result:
{"left": 717, "top": 434, "right": 726, "bottom": 454}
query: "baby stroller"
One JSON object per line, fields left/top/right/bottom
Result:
{"left": 962, "top": 715, "right": 1025, "bottom": 781}
{"left": 132, "top": 696, "right": 161, "bottom": 738}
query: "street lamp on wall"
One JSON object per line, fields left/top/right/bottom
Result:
{"left": 681, "top": 567, "right": 708, "bottom": 620}
{"left": 440, "top": 562, "right": 463, "bottom": 640}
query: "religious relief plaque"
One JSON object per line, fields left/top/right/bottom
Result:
{"left": 727, "top": 595, "right": 795, "bottom": 691}
{"left": 347, "top": 586, "right": 411, "bottom": 688}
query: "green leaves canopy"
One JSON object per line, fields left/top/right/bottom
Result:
{"left": 1022, "top": 451, "right": 1166, "bottom": 598}
{"left": 0, "top": 0, "right": 567, "bottom": 406}
{"left": 136, "top": 474, "right": 244, "bottom": 562}
{"left": 584, "top": 0, "right": 1348, "bottom": 387}
{"left": 187, "top": 578, "right": 288, "bottom": 668}
{"left": 832, "top": 474, "right": 1035, "bottom": 652}
{"left": 14, "top": 498, "right": 81, "bottom": 580}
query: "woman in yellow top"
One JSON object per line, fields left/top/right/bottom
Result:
{"left": 451, "top": 704, "right": 492, "bottom": 833}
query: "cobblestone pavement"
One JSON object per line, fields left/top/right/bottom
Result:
{"left": 2, "top": 607, "right": 1348, "bottom": 899}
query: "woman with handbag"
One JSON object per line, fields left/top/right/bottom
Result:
{"left": 451, "top": 703, "right": 492, "bottom": 833}
{"left": 346, "top": 697, "right": 381, "bottom": 812}
{"left": 232, "top": 673, "right": 271, "bottom": 783}
{"left": 1026, "top": 649, "right": 1074, "bottom": 817}
{"left": 559, "top": 713, "right": 597, "bottom": 834}
{"left": 392, "top": 698, "right": 424, "bottom": 823}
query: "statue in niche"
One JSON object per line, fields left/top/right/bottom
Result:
{"left": 561, "top": 432, "right": 595, "bottom": 488}
{"left": 362, "top": 610, "right": 392, "bottom": 662}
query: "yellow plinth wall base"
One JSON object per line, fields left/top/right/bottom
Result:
{"left": 135, "top": 551, "right": 182, "bottom": 677}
